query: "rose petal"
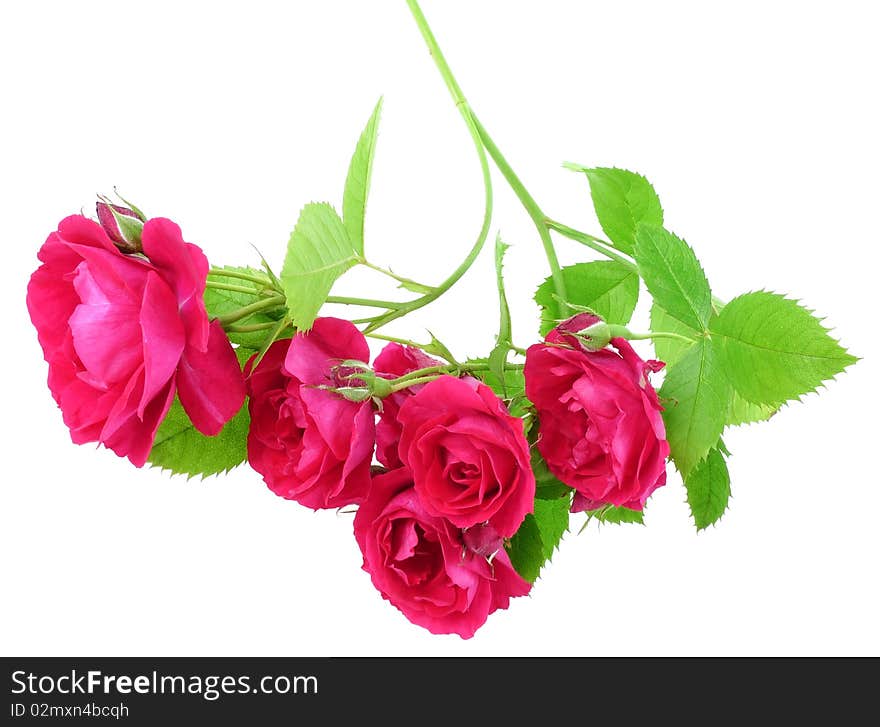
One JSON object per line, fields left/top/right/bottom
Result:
{"left": 176, "top": 320, "right": 245, "bottom": 436}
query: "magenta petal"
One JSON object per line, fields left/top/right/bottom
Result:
{"left": 176, "top": 320, "right": 245, "bottom": 435}
{"left": 68, "top": 264, "right": 141, "bottom": 387}
{"left": 140, "top": 218, "right": 210, "bottom": 352}
{"left": 56, "top": 214, "right": 120, "bottom": 254}
{"left": 138, "top": 271, "right": 186, "bottom": 416}
{"left": 105, "top": 378, "right": 176, "bottom": 467}
{"left": 374, "top": 342, "right": 441, "bottom": 377}
{"left": 284, "top": 317, "right": 370, "bottom": 385}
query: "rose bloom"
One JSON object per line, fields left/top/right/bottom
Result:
{"left": 525, "top": 313, "right": 669, "bottom": 512}
{"left": 373, "top": 342, "right": 441, "bottom": 468}
{"left": 397, "top": 375, "right": 534, "bottom": 537}
{"left": 354, "top": 467, "right": 531, "bottom": 639}
{"left": 26, "top": 214, "right": 244, "bottom": 466}
{"left": 245, "top": 317, "right": 374, "bottom": 509}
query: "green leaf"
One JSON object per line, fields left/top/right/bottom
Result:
{"left": 466, "top": 357, "right": 529, "bottom": 417}
{"left": 505, "top": 516, "right": 542, "bottom": 582}
{"left": 280, "top": 202, "right": 360, "bottom": 331}
{"left": 396, "top": 278, "right": 434, "bottom": 295}
{"left": 423, "top": 332, "right": 458, "bottom": 366}
{"left": 148, "top": 398, "right": 250, "bottom": 478}
{"left": 660, "top": 338, "right": 730, "bottom": 477}
{"left": 494, "top": 234, "right": 512, "bottom": 345}
{"left": 649, "top": 303, "right": 699, "bottom": 368}
{"left": 148, "top": 351, "right": 252, "bottom": 478}
{"left": 534, "top": 497, "right": 570, "bottom": 559}
{"left": 587, "top": 505, "right": 644, "bottom": 525}
{"left": 684, "top": 447, "right": 731, "bottom": 531}
{"left": 531, "top": 449, "right": 573, "bottom": 500}
{"left": 634, "top": 224, "right": 712, "bottom": 332}
{"left": 567, "top": 166, "right": 663, "bottom": 254}
{"left": 205, "top": 266, "right": 282, "bottom": 349}
{"left": 535, "top": 261, "right": 639, "bottom": 336}
{"left": 487, "top": 345, "right": 510, "bottom": 394}
{"left": 710, "top": 291, "right": 857, "bottom": 406}
{"left": 727, "top": 391, "right": 777, "bottom": 427}
{"left": 506, "top": 495, "right": 570, "bottom": 582}
{"left": 342, "top": 97, "right": 383, "bottom": 254}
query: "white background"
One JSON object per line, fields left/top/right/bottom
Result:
{"left": 1, "top": 1, "right": 877, "bottom": 656}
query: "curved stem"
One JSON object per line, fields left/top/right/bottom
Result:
{"left": 469, "top": 112, "right": 568, "bottom": 317}
{"left": 364, "top": 2, "right": 494, "bottom": 334}
{"left": 205, "top": 280, "right": 276, "bottom": 297}
{"left": 223, "top": 321, "right": 281, "bottom": 333}
{"left": 364, "top": 332, "right": 427, "bottom": 348}
{"left": 405, "top": 0, "right": 468, "bottom": 107}
{"left": 215, "top": 295, "right": 285, "bottom": 325}
{"left": 326, "top": 295, "right": 401, "bottom": 309}
{"left": 390, "top": 375, "right": 446, "bottom": 393}
{"left": 545, "top": 219, "right": 637, "bottom": 270}
{"left": 386, "top": 360, "right": 524, "bottom": 393}
{"left": 389, "top": 364, "right": 450, "bottom": 384}
{"left": 351, "top": 315, "right": 385, "bottom": 325}
{"left": 208, "top": 267, "right": 272, "bottom": 286}
{"left": 628, "top": 330, "right": 695, "bottom": 344}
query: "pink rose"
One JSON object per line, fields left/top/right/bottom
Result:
{"left": 245, "top": 317, "right": 374, "bottom": 509}
{"left": 354, "top": 467, "right": 531, "bottom": 639}
{"left": 373, "top": 342, "right": 441, "bottom": 468}
{"left": 26, "top": 215, "right": 245, "bottom": 466}
{"left": 397, "top": 375, "right": 534, "bottom": 537}
{"left": 524, "top": 313, "right": 669, "bottom": 511}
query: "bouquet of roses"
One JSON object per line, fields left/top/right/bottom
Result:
{"left": 25, "top": 2, "right": 855, "bottom": 639}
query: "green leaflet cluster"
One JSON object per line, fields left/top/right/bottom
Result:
{"left": 28, "top": 0, "right": 857, "bottom": 626}
{"left": 144, "top": 99, "right": 855, "bottom": 584}
{"left": 147, "top": 100, "right": 387, "bottom": 478}
{"left": 537, "top": 167, "right": 857, "bottom": 531}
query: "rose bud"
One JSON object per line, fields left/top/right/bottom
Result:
{"left": 96, "top": 201, "right": 145, "bottom": 253}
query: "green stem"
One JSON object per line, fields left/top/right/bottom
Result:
{"left": 215, "top": 295, "right": 285, "bottom": 325}
{"left": 469, "top": 112, "right": 567, "bottom": 317}
{"left": 386, "top": 360, "right": 524, "bottom": 393}
{"left": 390, "top": 364, "right": 451, "bottom": 384}
{"left": 364, "top": 332, "right": 460, "bottom": 366}
{"left": 364, "top": 332, "right": 427, "bottom": 348}
{"left": 208, "top": 267, "right": 272, "bottom": 286}
{"left": 390, "top": 375, "right": 445, "bottom": 393}
{"left": 364, "top": 1, "right": 494, "bottom": 333}
{"left": 545, "top": 220, "right": 638, "bottom": 270}
{"left": 360, "top": 260, "right": 435, "bottom": 293}
{"left": 628, "top": 330, "right": 694, "bottom": 344}
{"left": 326, "top": 295, "right": 401, "bottom": 309}
{"left": 205, "top": 280, "right": 276, "bottom": 296}
{"left": 405, "top": 0, "right": 468, "bottom": 108}
{"left": 224, "top": 321, "right": 282, "bottom": 333}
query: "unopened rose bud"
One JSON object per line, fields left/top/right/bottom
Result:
{"left": 574, "top": 321, "right": 631, "bottom": 351}
{"left": 96, "top": 202, "right": 144, "bottom": 253}
{"left": 577, "top": 322, "right": 614, "bottom": 350}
